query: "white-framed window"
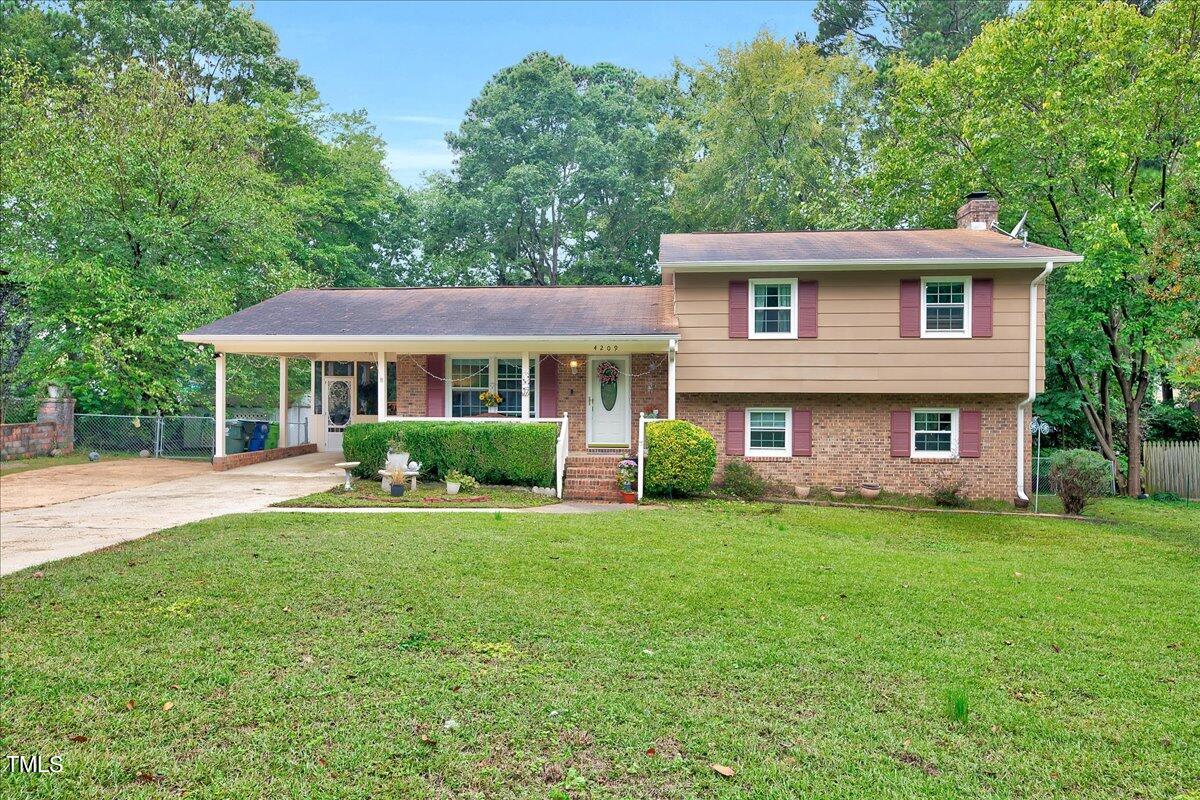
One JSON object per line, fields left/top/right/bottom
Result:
{"left": 749, "top": 278, "right": 798, "bottom": 339}
{"left": 447, "top": 356, "right": 538, "bottom": 418}
{"left": 911, "top": 408, "right": 959, "bottom": 458}
{"left": 921, "top": 276, "right": 971, "bottom": 338}
{"left": 746, "top": 408, "right": 791, "bottom": 456}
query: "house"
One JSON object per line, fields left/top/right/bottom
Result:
{"left": 180, "top": 192, "right": 1080, "bottom": 502}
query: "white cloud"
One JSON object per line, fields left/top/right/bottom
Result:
{"left": 385, "top": 140, "right": 454, "bottom": 186}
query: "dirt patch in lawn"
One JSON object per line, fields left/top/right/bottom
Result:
{"left": 0, "top": 458, "right": 207, "bottom": 511}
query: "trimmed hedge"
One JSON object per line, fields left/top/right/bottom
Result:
{"left": 342, "top": 421, "right": 558, "bottom": 487}
{"left": 644, "top": 419, "right": 716, "bottom": 497}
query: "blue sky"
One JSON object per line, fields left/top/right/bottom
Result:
{"left": 252, "top": 1, "right": 821, "bottom": 186}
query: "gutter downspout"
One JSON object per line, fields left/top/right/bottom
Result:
{"left": 1016, "top": 261, "right": 1054, "bottom": 505}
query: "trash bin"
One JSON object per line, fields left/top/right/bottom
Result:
{"left": 225, "top": 421, "right": 246, "bottom": 455}
{"left": 246, "top": 421, "right": 269, "bottom": 452}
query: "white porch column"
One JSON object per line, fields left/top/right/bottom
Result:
{"left": 214, "top": 351, "right": 226, "bottom": 458}
{"left": 667, "top": 340, "right": 677, "bottom": 420}
{"left": 376, "top": 351, "right": 387, "bottom": 420}
{"left": 278, "top": 357, "right": 288, "bottom": 448}
{"left": 520, "top": 351, "right": 531, "bottom": 419}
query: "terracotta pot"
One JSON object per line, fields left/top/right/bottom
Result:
{"left": 860, "top": 483, "right": 881, "bottom": 500}
{"left": 620, "top": 490, "right": 637, "bottom": 504}
{"left": 794, "top": 485, "right": 811, "bottom": 499}
{"left": 830, "top": 486, "right": 847, "bottom": 500}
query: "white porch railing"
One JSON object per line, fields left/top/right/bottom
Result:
{"left": 378, "top": 413, "right": 570, "bottom": 499}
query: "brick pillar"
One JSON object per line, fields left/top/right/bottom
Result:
{"left": 37, "top": 391, "right": 75, "bottom": 453}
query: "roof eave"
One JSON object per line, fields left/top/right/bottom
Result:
{"left": 658, "top": 255, "right": 1083, "bottom": 272}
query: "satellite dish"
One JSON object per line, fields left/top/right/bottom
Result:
{"left": 1011, "top": 210, "right": 1028, "bottom": 240}
{"left": 990, "top": 210, "right": 1030, "bottom": 248}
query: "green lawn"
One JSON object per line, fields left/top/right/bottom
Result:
{"left": 274, "top": 479, "right": 559, "bottom": 509}
{"left": 1, "top": 499, "right": 1196, "bottom": 798}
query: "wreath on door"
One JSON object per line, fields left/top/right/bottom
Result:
{"left": 596, "top": 360, "right": 619, "bottom": 411}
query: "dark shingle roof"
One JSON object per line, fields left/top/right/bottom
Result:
{"left": 659, "top": 229, "right": 1078, "bottom": 264}
{"left": 183, "top": 286, "right": 678, "bottom": 338}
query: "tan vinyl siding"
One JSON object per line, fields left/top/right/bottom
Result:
{"left": 674, "top": 269, "right": 1045, "bottom": 394}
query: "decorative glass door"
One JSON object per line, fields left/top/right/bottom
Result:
{"left": 324, "top": 377, "right": 352, "bottom": 452}
{"left": 586, "top": 356, "right": 630, "bottom": 447}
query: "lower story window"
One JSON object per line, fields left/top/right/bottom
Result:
{"left": 912, "top": 409, "right": 958, "bottom": 457}
{"left": 448, "top": 356, "right": 539, "bottom": 418}
{"left": 497, "top": 358, "right": 536, "bottom": 417}
{"left": 747, "top": 408, "right": 789, "bottom": 456}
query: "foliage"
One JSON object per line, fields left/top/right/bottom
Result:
{"left": 670, "top": 33, "right": 875, "bottom": 232}
{"left": 1049, "top": 449, "right": 1113, "bottom": 515}
{"left": 616, "top": 459, "right": 637, "bottom": 490}
{"left": 342, "top": 421, "right": 557, "bottom": 486}
{"left": 445, "top": 469, "right": 479, "bottom": 492}
{"left": 643, "top": 420, "right": 717, "bottom": 497}
{"left": 1143, "top": 403, "right": 1200, "bottom": 442}
{"left": 926, "top": 471, "right": 966, "bottom": 508}
{"left": 945, "top": 686, "right": 970, "bottom": 725}
{"left": 814, "top": 0, "right": 1009, "bottom": 66}
{"left": 721, "top": 460, "right": 767, "bottom": 501}
{"left": 426, "top": 52, "right": 686, "bottom": 286}
{"left": 869, "top": 0, "right": 1200, "bottom": 495}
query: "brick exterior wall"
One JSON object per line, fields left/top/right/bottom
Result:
{"left": 1, "top": 422, "right": 60, "bottom": 460}
{"left": 213, "top": 443, "right": 317, "bottom": 471}
{"left": 394, "top": 356, "right": 428, "bottom": 415}
{"left": 677, "top": 393, "right": 1031, "bottom": 500}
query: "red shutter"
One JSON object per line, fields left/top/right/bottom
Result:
{"left": 797, "top": 281, "right": 818, "bottom": 338}
{"left": 890, "top": 410, "right": 910, "bottom": 457}
{"left": 972, "top": 278, "right": 993, "bottom": 337}
{"left": 728, "top": 281, "right": 748, "bottom": 339}
{"left": 726, "top": 409, "right": 745, "bottom": 455}
{"left": 425, "top": 355, "right": 445, "bottom": 417}
{"left": 899, "top": 279, "right": 921, "bottom": 337}
{"left": 960, "top": 410, "right": 982, "bottom": 457}
{"left": 538, "top": 356, "right": 558, "bottom": 418}
{"left": 792, "top": 409, "right": 812, "bottom": 456}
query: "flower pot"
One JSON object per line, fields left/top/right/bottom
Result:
{"left": 390, "top": 482, "right": 405, "bottom": 497}
{"left": 830, "top": 486, "right": 847, "bottom": 500}
{"left": 860, "top": 483, "right": 881, "bottom": 500}
{"left": 794, "top": 485, "right": 811, "bottom": 499}
{"left": 619, "top": 490, "right": 637, "bottom": 504}
{"left": 446, "top": 481, "right": 461, "bottom": 495}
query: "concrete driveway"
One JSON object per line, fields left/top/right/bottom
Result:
{"left": 0, "top": 452, "right": 343, "bottom": 575}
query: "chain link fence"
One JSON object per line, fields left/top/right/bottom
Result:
{"left": 73, "top": 413, "right": 308, "bottom": 460}
{"left": 1032, "top": 456, "right": 1117, "bottom": 495}
{"left": 1, "top": 397, "right": 41, "bottom": 425}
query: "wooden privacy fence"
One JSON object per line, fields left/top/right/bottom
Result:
{"left": 1143, "top": 441, "right": 1200, "bottom": 500}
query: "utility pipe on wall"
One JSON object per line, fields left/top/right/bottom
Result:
{"left": 1016, "top": 261, "right": 1054, "bottom": 505}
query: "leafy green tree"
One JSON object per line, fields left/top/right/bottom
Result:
{"left": 2, "top": 62, "right": 308, "bottom": 412}
{"left": 814, "top": 0, "right": 1009, "bottom": 66}
{"left": 434, "top": 52, "right": 686, "bottom": 285}
{"left": 669, "top": 32, "right": 875, "bottom": 232}
{"left": 867, "top": 0, "right": 1200, "bottom": 495}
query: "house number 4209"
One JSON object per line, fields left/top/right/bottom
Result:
{"left": 592, "top": 344, "right": 619, "bottom": 352}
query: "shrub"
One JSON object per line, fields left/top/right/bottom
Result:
{"left": 1143, "top": 403, "right": 1200, "bottom": 441}
{"left": 643, "top": 420, "right": 716, "bottom": 497}
{"left": 342, "top": 421, "right": 557, "bottom": 486}
{"left": 926, "top": 470, "right": 965, "bottom": 507}
{"left": 1048, "top": 449, "right": 1111, "bottom": 515}
{"left": 722, "top": 460, "right": 766, "bottom": 500}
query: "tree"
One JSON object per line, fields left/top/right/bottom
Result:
{"left": 867, "top": 0, "right": 1200, "bottom": 495}
{"left": 2, "top": 62, "right": 308, "bottom": 412}
{"left": 814, "top": 0, "right": 1009, "bottom": 66}
{"left": 434, "top": 53, "right": 686, "bottom": 285}
{"left": 669, "top": 32, "right": 875, "bottom": 232}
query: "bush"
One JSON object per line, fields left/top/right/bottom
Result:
{"left": 926, "top": 470, "right": 966, "bottom": 507}
{"left": 342, "top": 421, "right": 557, "bottom": 486}
{"left": 722, "top": 460, "right": 766, "bottom": 500}
{"left": 1048, "top": 448, "right": 1111, "bottom": 515}
{"left": 1144, "top": 403, "right": 1200, "bottom": 441}
{"left": 643, "top": 420, "right": 716, "bottom": 497}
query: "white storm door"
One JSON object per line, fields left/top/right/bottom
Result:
{"left": 324, "top": 377, "right": 352, "bottom": 452}
{"left": 586, "top": 356, "right": 630, "bottom": 447}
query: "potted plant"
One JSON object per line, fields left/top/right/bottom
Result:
{"left": 445, "top": 469, "right": 477, "bottom": 495}
{"left": 860, "top": 482, "right": 881, "bottom": 500}
{"left": 616, "top": 458, "right": 638, "bottom": 503}
{"left": 794, "top": 485, "right": 811, "bottom": 499}
{"left": 478, "top": 390, "right": 503, "bottom": 411}
{"left": 388, "top": 468, "right": 407, "bottom": 497}
{"left": 830, "top": 485, "right": 847, "bottom": 500}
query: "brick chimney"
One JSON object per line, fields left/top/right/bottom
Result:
{"left": 956, "top": 191, "right": 999, "bottom": 230}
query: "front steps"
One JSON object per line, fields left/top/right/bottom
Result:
{"left": 563, "top": 452, "right": 628, "bottom": 501}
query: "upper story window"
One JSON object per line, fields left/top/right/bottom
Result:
{"left": 912, "top": 409, "right": 958, "bottom": 458}
{"left": 921, "top": 277, "right": 971, "bottom": 338}
{"left": 749, "top": 278, "right": 798, "bottom": 339}
{"left": 746, "top": 408, "right": 790, "bottom": 456}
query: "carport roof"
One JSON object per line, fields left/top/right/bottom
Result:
{"left": 181, "top": 285, "right": 679, "bottom": 340}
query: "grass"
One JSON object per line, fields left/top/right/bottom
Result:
{"left": 0, "top": 452, "right": 135, "bottom": 475}
{"left": 272, "top": 479, "right": 560, "bottom": 509}
{"left": 1, "top": 498, "right": 1196, "bottom": 798}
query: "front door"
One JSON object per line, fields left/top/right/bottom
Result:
{"left": 324, "top": 377, "right": 352, "bottom": 452}
{"left": 587, "top": 356, "right": 630, "bottom": 448}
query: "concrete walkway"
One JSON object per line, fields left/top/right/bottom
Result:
{"left": 0, "top": 452, "right": 343, "bottom": 575}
